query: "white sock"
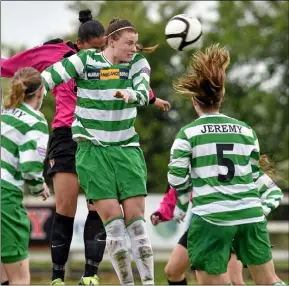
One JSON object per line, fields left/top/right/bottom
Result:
{"left": 105, "top": 218, "right": 134, "bottom": 285}
{"left": 126, "top": 219, "right": 154, "bottom": 285}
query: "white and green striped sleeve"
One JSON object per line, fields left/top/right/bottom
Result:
{"left": 250, "top": 130, "right": 261, "bottom": 182}
{"left": 257, "top": 172, "right": 283, "bottom": 216}
{"left": 129, "top": 53, "right": 150, "bottom": 106}
{"left": 41, "top": 49, "right": 88, "bottom": 95}
{"left": 19, "top": 121, "right": 49, "bottom": 195}
{"left": 168, "top": 128, "right": 192, "bottom": 208}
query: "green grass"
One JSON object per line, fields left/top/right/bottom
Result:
{"left": 30, "top": 260, "right": 289, "bottom": 285}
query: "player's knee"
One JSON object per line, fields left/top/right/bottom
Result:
{"left": 55, "top": 195, "right": 77, "bottom": 216}
{"left": 126, "top": 218, "right": 147, "bottom": 239}
{"left": 165, "top": 262, "right": 182, "bottom": 280}
{"left": 105, "top": 218, "right": 126, "bottom": 239}
{"left": 230, "top": 274, "right": 245, "bottom": 285}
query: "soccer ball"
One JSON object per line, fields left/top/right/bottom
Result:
{"left": 165, "top": 14, "right": 202, "bottom": 51}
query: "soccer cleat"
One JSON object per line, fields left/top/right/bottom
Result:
{"left": 51, "top": 278, "right": 65, "bottom": 285}
{"left": 78, "top": 274, "right": 100, "bottom": 285}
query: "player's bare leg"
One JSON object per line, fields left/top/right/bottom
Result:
{"left": 165, "top": 244, "right": 189, "bottom": 284}
{"left": 2, "top": 258, "right": 30, "bottom": 284}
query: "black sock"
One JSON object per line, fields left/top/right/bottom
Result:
{"left": 1, "top": 281, "right": 9, "bottom": 285}
{"left": 83, "top": 211, "right": 106, "bottom": 277}
{"left": 50, "top": 212, "right": 74, "bottom": 281}
{"left": 168, "top": 278, "right": 187, "bottom": 285}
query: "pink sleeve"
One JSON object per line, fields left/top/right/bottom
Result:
{"left": 154, "top": 187, "right": 177, "bottom": 222}
{"left": 149, "top": 87, "right": 155, "bottom": 101}
{"left": 1, "top": 43, "right": 74, "bottom": 78}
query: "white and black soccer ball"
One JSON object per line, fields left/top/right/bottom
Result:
{"left": 165, "top": 14, "right": 202, "bottom": 51}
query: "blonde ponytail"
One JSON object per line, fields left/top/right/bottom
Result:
{"left": 3, "top": 79, "right": 25, "bottom": 109}
{"left": 2, "top": 67, "right": 42, "bottom": 109}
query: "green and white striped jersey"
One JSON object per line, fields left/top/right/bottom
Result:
{"left": 257, "top": 171, "right": 283, "bottom": 216}
{"left": 1, "top": 103, "right": 49, "bottom": 198}
{"left": 175, "top": 171, "right": 283, "bottom": 219}
{"left": 41, "top": 49, "right": 150, "bottom": 146}
{"left": 168, "top": 113, "right": 264, "bottom": 226}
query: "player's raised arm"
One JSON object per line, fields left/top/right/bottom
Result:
{"left": 128, "top": 53, "right": 151, "bottom": 106}
{"left": 41, "top": 49, "right": 89, "bottom": 95}
{"left": 1, "top": 40, "right": 76, "bottom": 78}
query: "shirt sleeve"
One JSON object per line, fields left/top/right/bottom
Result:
{"left": 250, "top": 130, "right": 261, "bottom": 183}
{"left": 168, "top": 128, "right": 192, "bottom": 208}
{"left": 19, "top": 122, "right": 49, "bottom": 195}
{"left": 154, "top": 187, "right": 177, "bottom": 221}
{"left": 42, "top": 49, "right": 88, "bottom": 96}
{"left": 1, "top": 43, "right": 73, "bottom": 77}
{"left": 149, "top": 87, "right": 156, "bottom": 104}
{"left": 257, "top": 172, "right": 284, "bottom": 216}
{"left": 128, "top": 54, "right": 151, "bottom": 106}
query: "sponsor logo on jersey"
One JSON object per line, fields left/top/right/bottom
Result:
{"left": 86, "top": 66, "right": 129, "bottom": 80}
{"left": 100, "top": 68, "right": 120, "bottom": 80}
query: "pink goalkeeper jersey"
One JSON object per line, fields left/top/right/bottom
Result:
{"left": 1, "top": 42, "right": 76, "bottom": 129}
{"left": 155, "top": 187, "right": 177, "bottom": 221}
{"left": 1, "top": 43, "right": 156, "bottom": 129}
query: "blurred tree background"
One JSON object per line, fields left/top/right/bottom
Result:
{"left": 1, "top": 0, "right": 288, "bottom": 193}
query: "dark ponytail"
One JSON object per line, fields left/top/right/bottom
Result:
{"left": 77, "top": 9, "right": 105, "bottom": 42}
{"left": 79, "top": 9, "right": 93, "bottom": 23}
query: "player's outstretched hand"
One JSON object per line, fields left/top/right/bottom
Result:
{"left": 154, "top": 98, "right": 171, "bottom": 112}
{"left": 41, "top": 182, "right": 50, "bottom": 201}
{"left": 150, "top": 212, "right": 162, "bottom": 226}
{"left": 173, "top": 205, "right": 186, "bottom": 223}
{"left": 113, "top": 90, "right": 130, "bottom": 103}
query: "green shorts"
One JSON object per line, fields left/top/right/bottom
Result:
{"left": 76, "top": 141, "right": 147, "bottom": 201}
{"left": 1, "top": 191, "right": 30, "bottom": 264}
{"left": 187, "top": 215, "right": 272, "bottom": 275}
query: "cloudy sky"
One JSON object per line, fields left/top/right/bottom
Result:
{"left": 1, "top": 1, "right": 217, "bottom": 49}
{"left": 1, "top": 1, "right": 76, "bottom": 48}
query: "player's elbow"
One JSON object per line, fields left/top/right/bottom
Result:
{"left": 168, "top": 173, "right": 187, "bottom": 190}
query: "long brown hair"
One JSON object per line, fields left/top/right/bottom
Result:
{"left": 173, "top": 43, "right": 230, "bottom": 109}
{"left": 259, "top": 154, "right": 275, "bottom": 179}
{"left": 3, "top": 67, "right": 42, "bottom": 109}
{"left": 105, "top": 18, "right": 136, "bottom": 46}
{"left": 136, "top": 44, "right": 159, "bottom": 53}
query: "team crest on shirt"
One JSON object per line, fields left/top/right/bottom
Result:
{"left": 86, "top": 65, "right": 129, "bottom": 80}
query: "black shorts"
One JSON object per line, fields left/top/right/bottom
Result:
{"left": 178, "top": 229, "right": 188, "bottom": 249}
{"left": 46, "top": 127, "right": 77, "bottom": 177}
